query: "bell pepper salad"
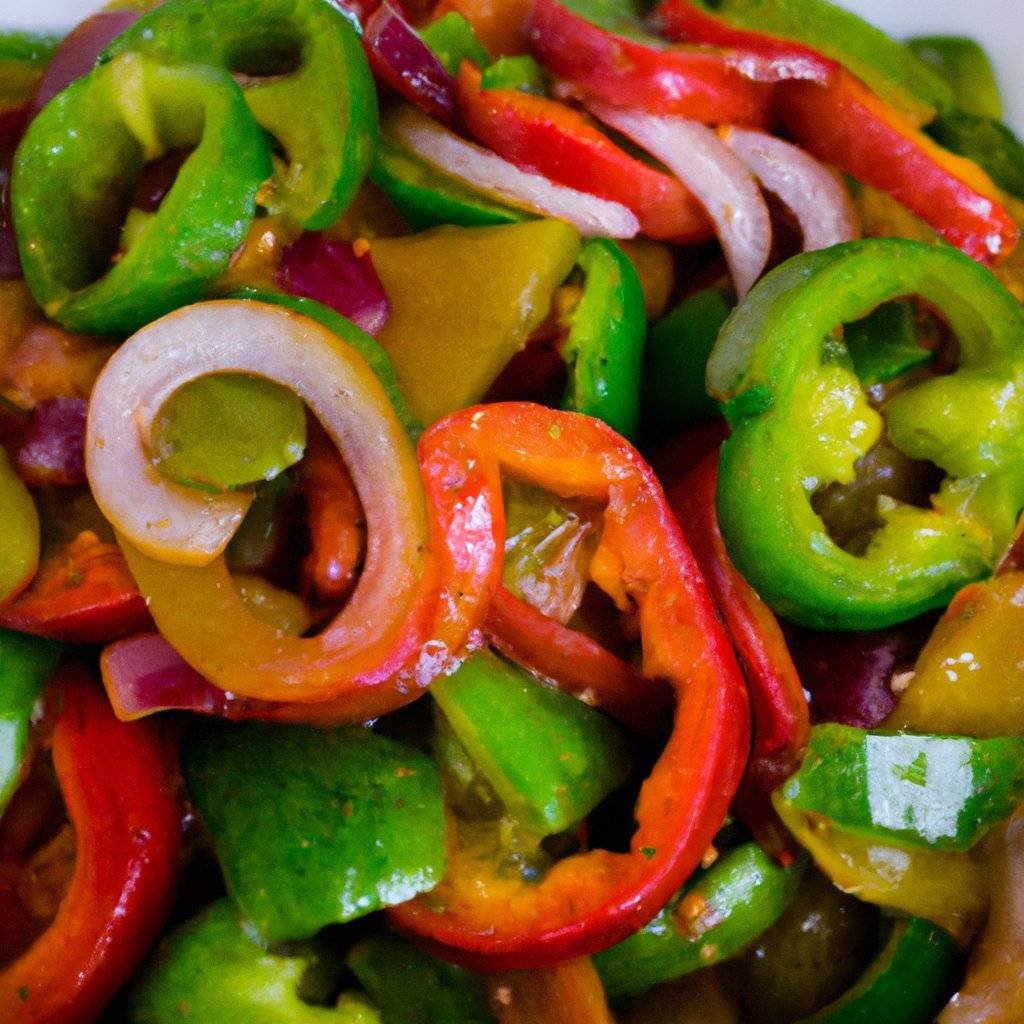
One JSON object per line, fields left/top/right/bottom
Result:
{"left": 0, "top": 0, "right": 1022, "bottom": 1019}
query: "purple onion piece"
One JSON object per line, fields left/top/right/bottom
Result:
{"left": 277, "top": 232, "right": 390, "bottom": 337}
{"left": 16, "top": 396, "right": 88, "bottom": 486}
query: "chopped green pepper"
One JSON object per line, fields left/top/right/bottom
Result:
{"left": 151, "top": 374, "right": 306, "bottom": 492}
{"left": 0, "top": 627, "right": 60, "bottom": 814}
{"left": 561, "top": 238, "right": 646, "bottom": 439}
{"left": 103, "top": 0, "right": 376, "bottom": 230}
{"left": 13, "top": 54, "right": 272, "bottom": 334}
{"left": 796, "top": 916, "right": 959, "bottom": 1024}
{"left": 594, "top": 841, "right": 805, "bottom": 999}
{"left": 420, "top": 13, "right": 492, "bottom": 76}
{"left": 925, "top": 112, "right": 1024, "bottom": 202}
{"left": 642, "top": 286, "right": 733, "bottom": 431}
{"left": 480, "top": 55, "right": 548, "bottom": 95}
{"left": 431, "top": 649, "right": 630, "bottom": 836}
{"left": 371, "top": 130, "right": 524, "bottom": 231}
{"left": 843, "top": 302, "right": 932, "bottom": 387}
{"left": 907, "top": 36, "right": 1002, "bottom": 120}
{"left": 347, "top": 935, "right": 494, "bottom": 1024}
{"left": 708, "top": 239, "right": 1024, "bottom": 631}
{"left": 778, "top": 724, "right": 1024, "bottom": 852}
{"left": 183, "top": 721, "right": 446, "bottom": 943}
{"left": 128, "top": 899, "right": 376, "bottom": 1023}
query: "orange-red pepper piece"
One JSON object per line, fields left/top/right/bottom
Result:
{"left": 488, "top": 958, "right": 615, "bottom": 1024}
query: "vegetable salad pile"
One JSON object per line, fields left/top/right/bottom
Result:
{"left": 0, "top": 0, "right": 1023, "bottom": 1020}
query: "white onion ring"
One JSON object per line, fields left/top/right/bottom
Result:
{"left": 385, "top": 106, "right": 640, "bottom": 239}
{"left": 588, "top": 103, "right": 771, "bottom": 296}
{"left": 720, "top": 125, "right": 858, "bottom": 252}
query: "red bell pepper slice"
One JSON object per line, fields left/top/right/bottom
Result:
{"left": 653, "top": 0, "right": 834, "bottom": 84}
{"left": 0, "top": 531, "right": 150, "bottom": 644}
{"left": 299, "top": 421, "right": 366, "bottom": 605}
{"left": 0, "top": 665, "right": 181, "bottom": 1023}
{"left": 484, "top": 585, "right": 672, "bottom": 737}
{"left": 668, "top": 451, "right": 809, "bottom": 862}
{"left": 775, "top": 70, "right": 1019, "bottom": 266}
{"left": 525, "top": 0, "right": 773, "bottom": 127}
{"left": 456, "top": 63, "right": 711, "bottom": 242}
{"left": 389, "top": 402, "right": 749, "bottom": 969}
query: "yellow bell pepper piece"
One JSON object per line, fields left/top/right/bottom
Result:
{"left": 0, "top": 448, "right": 39, "bottom": 606}
{"left": 369, "top": 220, "right": 580, "bottom": 425}
{"left": 886, "top": 573, "right": 1024, "bottom": 737}
{"left": 774, "top": 793, "right": 985, "bottom": 944}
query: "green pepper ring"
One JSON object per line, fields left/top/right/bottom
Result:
{"left": 709, "top": 238, "right": 1024, "bottom": 631}
{"left": 103, "top": 0, "right": 378, "bottom": 230}
{"left": 13, "top": 53, "right": 272, "bottom": 335}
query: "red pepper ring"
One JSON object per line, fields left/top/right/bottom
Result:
{"left": 668, "top": 450, "right": 809, "bottom": 862}
{"left": 390, "top": 403, "right": 750, "bottom": 969}
{"left": 0, "top": 665, "right": 181, "bottom": 1023}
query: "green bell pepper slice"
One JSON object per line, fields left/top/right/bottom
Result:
{"left": 843, "top": 301, "right": 932, "bottom": 387}
{"left": 0, "top": 628, "right": 61, "bottom": 815}
{"left": 431, "top": 649, "right": 630, "bottom": 837}
{"left": 778, "top": 724, "right": 1024, "bottom": 852}
{"left": 347, "top": 935, "right": 494, "bottom": 1024}
{"left": 13, "top": 53, "right": 271, "bottom": 335}
{"left": 708, "top": 239, "right": 1024, "bottom": 631}
{"left": 103, "top": 0, "right": 376, "bottom": 230}
{"left": 926, "top": 112, "right": 1024, "bottom": 202}
{"left": 128, "top": 899, "right": 379, "bottom": 1023}
{"left": 228, "top": 288, "right": 420, "bottom": 438}
{"left": 420, "top": 13, "right": 492, "bottom": 76}
{"left": 480, "top": 55, "right": 547, "bottom": 96}
{"left": 150, "top": 373, "right": 306, "bottom": 492}
{"left": 679, "top": 0, "right": 952, "bottom": 124}
{"left": 796, "top": 916, "right": 958, "bottom": 1024}
{"left": 182, "top": 721, "right": 446, "bottom": 943}
{"left": 371, "top": 129, "right": 524, "bottom": 232}
{"left": 560, "top": 238, "right": 646, "bottom": 440}
{"left": 0, "top": 448, "right": 39, "bottom": 608}
{"left": 907, "top": 36, "right": 1002, "bottom": 120}
{"left": 594, "top": 841, "right": 805, "bottom": 999}
{"left": 0, "top": 31, "right": 60, "bottom": 108}
{"left": 642, "top": 286, "right": 733, "bottom": 430}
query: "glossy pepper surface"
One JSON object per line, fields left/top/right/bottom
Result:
{"left": 13, "top": 54, "right": 271, "bottom": 335}
{"left": 709, "top": 238, "right": 1024, "bottom": 631}
{"left": 0, "top": 666, "right": 181, "bottom": 1024}
{"left": 390, "top": 402, "right": 750, "bottom": 968}
{"left": 103, "top": 0, "right": 376, "bottom": 231}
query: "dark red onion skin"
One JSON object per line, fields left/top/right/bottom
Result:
{"left": 16, "top": 396, "right": 88, "bottom": 486}
{"left": 277, "top": 232, "right": 390, "bottom": 337}
{"left": 0, "top": 162, "right": 20, "bottom": 279}
{"left": 29, "top": 9, "right": 142, "bottom": 116}
{"left": 363, "top": 1, "right": 457, "bottom": 124}
{"left": 784, "top": 615, "right": 937, "bottom": 729}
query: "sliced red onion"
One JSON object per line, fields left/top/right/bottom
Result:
{"left": 588, "top": 103, "right": 770, "bottom": 295}
{"left": 16, "top": 396, "right": 88, "bottom": 486}
{"left": 364, "top": 1, "right": 457, "bottom": 124}
{"left": 30, "top": 9, "right": 142, "bottom": 117}
{"left": 0, "top": 104, "right": 28, "bottom": 150}
{"left": 277, "top": 232, "right": 391, "bottom": 337}
{"left": 719, "top": 126, "right": 857, "bottom": 252}
{"left": 102, "top": 632, "right": 253, "bottom": 721}
{"left": 386, "top": 106, "right": 640, "bottom": 239}
{"left": 0, "top": 163, "right": 20, "bottom": 280}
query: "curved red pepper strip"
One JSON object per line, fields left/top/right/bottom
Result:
{"left": 526, "top": 0, "right": 773, "bottom": 127}
{"left": 390, "top": 403, "right": 749, "bottom": 969}
{"left": 456, "top": 62, "right": 712, "bottom": 243}
{"left": 668, "top": 451, "right": 809, "bottom": 863}
{"left": 0, "top": 532, "right": 150, "bottom": 644}
{"left": 484, "top": 585, "right": 672, "bottom": 737}
{"left": 653, "top": 0, "right": 835, "bottom": 83}
{"left": 300, "top": 421, "right": 366, "bottom": 605}
{"left": 0, "top": 665, "right": 181, "bottom": 1023}
{"left": 776, "top": 71, "right": 1018, "bottom": 266}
